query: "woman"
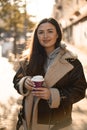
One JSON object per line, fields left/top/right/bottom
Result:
{"left": 13, "top": 18, "right": 87, "bottom": 130}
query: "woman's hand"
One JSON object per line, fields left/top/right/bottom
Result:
{"left": 32, "top": 87, "right": 51, "bottom": 100}
{"left": 24, "top": 77, "right": 35, "bottom": 91}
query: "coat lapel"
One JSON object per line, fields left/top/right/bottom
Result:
{"left": 44, "top": 49, "right": 74, "bottom": 88}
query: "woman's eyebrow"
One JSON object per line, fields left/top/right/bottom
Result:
{"left": 38, "top": 28, "right": 54, "bottom": 31}
{"left": 38, "top": 29, "right": 43, "bottom": 32}
{"left": 48, "top": 28, "right": 54, "bottom": 31}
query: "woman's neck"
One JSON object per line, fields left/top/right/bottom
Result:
{"left": 45, "top": 47, "right": 55, "bottom": 55}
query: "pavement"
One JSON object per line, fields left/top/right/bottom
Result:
{"left": 0, "top": 44, "right": 87, "bottom": 130}
{"left": 0, "top": 57, "right": 20, "bottom": 103}
{"left": 0, "top": 57, "right": 21, "bottom": 130}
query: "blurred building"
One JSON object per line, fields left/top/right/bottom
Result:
{"left": 53, "top": 0, "right": 87, "bottom": 50}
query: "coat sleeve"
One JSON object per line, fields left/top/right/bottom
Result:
{"left": 59, "top": 59, "right": 87, "bottom": 104}
{"left": 13, "top": 66, "right": 29, "bottom": 96}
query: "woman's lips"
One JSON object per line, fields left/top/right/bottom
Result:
{"left": 43, "top": 40, "right": 50, "bottom": 43}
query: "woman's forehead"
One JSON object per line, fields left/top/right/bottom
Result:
{"left": 37, "top": 22, "right": 56, "bottom": 30}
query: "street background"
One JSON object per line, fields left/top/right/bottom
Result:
{"left": 0, "top": 44, "right": 87, "bottom": 130}
{"left": 0, "top": 1, "right": 87, "bottom": 130}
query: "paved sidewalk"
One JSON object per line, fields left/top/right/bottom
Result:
{"left": 0, "top": 57, "right": 21, "bottom": 130}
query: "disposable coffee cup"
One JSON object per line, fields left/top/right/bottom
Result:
{"left": 31, "top": 75, "right": 44, "bottom": 88}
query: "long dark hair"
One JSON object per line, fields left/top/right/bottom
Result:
{"left": 26, "top": 18, "right": 62, "bottom": 76}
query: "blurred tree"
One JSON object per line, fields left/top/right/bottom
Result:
{"left": 0, "top": 0, "right": 35, "bottom": 57}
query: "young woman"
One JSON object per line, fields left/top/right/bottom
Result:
{"left": 13, "top": 18, "right": 87, "bottom": 130}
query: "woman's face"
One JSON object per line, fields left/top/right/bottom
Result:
{"left": 37, "top": 22, "right": 58, "bottom": 54}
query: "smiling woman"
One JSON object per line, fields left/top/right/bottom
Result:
{"left": 13, "top": 18, "right": 87, "bottom": 130}
{"left": 26, "top": 0, "right": 54, "bottom": 22}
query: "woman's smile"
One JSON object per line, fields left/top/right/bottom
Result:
{"left": 43, "top": 39, "right": 51, "bottom": 43}
{"left": 37, "top": 22, "right": 58, "bottom": 53}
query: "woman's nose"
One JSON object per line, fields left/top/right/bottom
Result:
{"left": 44, "top": 32, "right": 48, "bottom": 38}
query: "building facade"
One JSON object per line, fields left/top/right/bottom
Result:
{"left": 53, "top": 0, "right": 87, "bottom": 50}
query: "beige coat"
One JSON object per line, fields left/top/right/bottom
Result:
{"left": 18, "top": 47, "right": 76, "bottom": 130}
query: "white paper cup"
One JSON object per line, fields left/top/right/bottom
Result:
{"left": 31, "top": 75, "right": 44, "bottom": 88}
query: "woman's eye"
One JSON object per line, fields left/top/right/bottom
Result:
{"left": 48, "top": 30, "right": 53, "bottom": 33}
{"left": 38, "top": 31, "right": 44, "bottom": 34}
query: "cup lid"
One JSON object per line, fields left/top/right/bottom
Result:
{"left": 31, "top": 75, "right": 44, "bottom": 82}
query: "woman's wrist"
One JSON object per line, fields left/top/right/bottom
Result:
{"left": 23, "top": 77, "right": 28, "bottom": 93}
{"left": 23, "top": 76, "right": 32, "bottom": 93}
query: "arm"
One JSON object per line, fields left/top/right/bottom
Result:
{"left": 13, "top": 67, "right": 29, "bottom": 96}
{"left": 67, "top": 59, "right": 87, "bottom": 103}
{"left": 48, "top": 59, "right": 87, "bottom": 108}
{"left": 59, "top": 59, "right": 87, "bottom": 104}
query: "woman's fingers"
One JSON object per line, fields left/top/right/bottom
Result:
{"left": 24, "top": 78, "right": 51, "bottom": 100}
{"left": 24, "top": 77, "right": 35, "bottom": 90}
{"left": 32, "top": 87, "right": 51, "bottom": 100}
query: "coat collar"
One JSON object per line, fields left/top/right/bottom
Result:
{"left": 44, "top": 48, "right": 75, "bottom": 87}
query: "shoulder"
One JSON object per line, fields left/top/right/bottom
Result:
{"left": 59, "top": 42, "right": 82, "bottom": 68}
{"left": 60, "top": 42, "right": 78, "bottom": 61}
